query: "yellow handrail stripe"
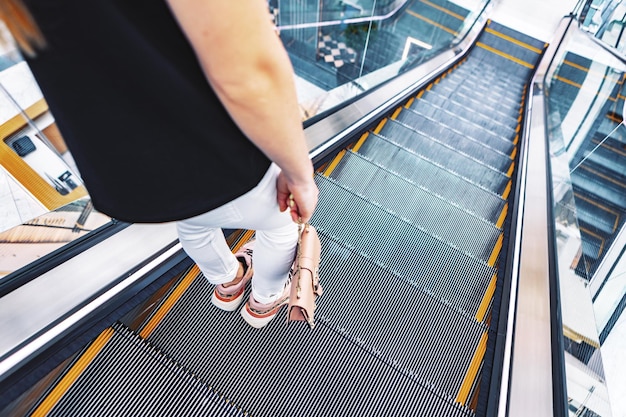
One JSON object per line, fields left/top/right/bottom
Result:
{"left": 406, "top": 10, "right": 458, "bottom": 35}
{"left": 484, "top": 27, "right": 543, "bottom": 54}
{"left": 323, "top": 149, "right": 347, "bottom": 177}
{"left": 391, "top": 107, "right": 402, "bottom": 120}
{"left": 139, "top": 265, "right": 201, "bottom": 338}
{"left": 373, "top": 118, "right": 387, "bottom": 134}
{"left": 496, "top": 202, "right": 508, "bottom": 228}
{"left": 419, "top": 0, "right": 465, "bottom": 20}
{"left": 475, "top": 274, "right": 497, "bottom": 322}
{"left": 456, "top": 331, "right": 489, "bottom": 405}
{"left": 476, "top": 42, "right": 533, "bottom": 69}
{"left": 32, "top": 328, "right": 114, "bottom": 417}
{"left": 488, "top": 234, "right": 503, "bottom": 267}
{"left": 351, "top": 132, "right": 370, "bottom": 153}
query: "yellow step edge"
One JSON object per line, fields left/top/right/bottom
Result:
{"left": 374, "top": 118, "right": 388, "bottom": 134}
{"left": 323, "top": 149, "right": 348, "bottom": 177}
{"left": 139, "top": 265, "right": 201, "bottom": 338}
{"left": 476, "top": 42, "right": 533, "bottom": 69}
{"left": 484, "top": 27, "right": 543, "bottom": 54}
{"left": 391, "top": 107, "right": 402, "bottom": 120}
{"left": 554, "top": 75, "right": 582, "bottom": 88}
{"left": 456, "top": 331, "right": 489, "bottom": 405}
{"left": 496, "top": 202, "right": 508, "bottom": 228}
{"left": 475, "top": 274, "right": 497, "bottom": 322}
{"left": 512, "top": 133, "right": 519, "bottom": 145}
{"left": 506, "top": 161, "right": 515, "bottom": 178}
{"left": 488, "top": 234, "right": 504, "bottom": 267}
{"left": 31, "top": 328, "right": 115, "bottom": 417}
{"left": 419, "top": 0, "right": 465, "bottom": 20}
{"left": 580, "top": 165, "right": 626, "bottom": 189}
{"left": 510, "top": 146, "right": 517, "bottom": 160}
{"left": 563, "top": 59, "right": 590, "bottom": 73}
{"left": 502, "top": 180, "right": 512, "bottom": 199}
{"left": 351, "top": 132, "right": 370, "bottom": 153}
{"left": 405, "top": 97, "right": 415, "bottom": 108}
{"left": 406, "top": 10, "right": 458, "bottom": 35}
{"left": 232, "top": 230, "right": 256, "bottom": 253}
{"left": 416, "top": 90, "right": 425, "bottom": 99}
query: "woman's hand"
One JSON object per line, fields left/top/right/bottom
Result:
{"left": 277, "top": 170, "right": 318, "bottom": 223}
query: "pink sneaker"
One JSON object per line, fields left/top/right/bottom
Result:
{"left": 240, "top": 284, "right": 290, "bottom": 328}
{"left": 211, "top": 242, "right": 254, "bottom": 311}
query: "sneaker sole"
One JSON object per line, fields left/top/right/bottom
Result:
{"left": 240, "top": 302, "right": 286, "bottom": 328}
{"left": 211, "top": 290, "right": 245, "bottom": 312}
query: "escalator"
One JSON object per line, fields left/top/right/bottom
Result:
{"left": 1, "top": 20, "right": 546, "bottom": 417}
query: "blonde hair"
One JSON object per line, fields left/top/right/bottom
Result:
{"left": 0, "top": 0, "right": 45, "bottom": 57}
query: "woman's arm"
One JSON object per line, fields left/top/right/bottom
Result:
{"left": 165, "top": 0, "right": 318, "bottom": 222}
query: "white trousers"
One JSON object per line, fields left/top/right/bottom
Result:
{"left": 176, "top": 164, "right": 298, "bottom": 303}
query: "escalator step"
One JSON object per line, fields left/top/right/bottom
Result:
{"left": 43, "top": 325, "right": 244, "bottom": 417}
{"left": 145, "top": 272, "right": 475, "bottom": 417}
{"left": 359, "top": 132, "right": 510, "bottom": 196}
{"left": 396, "top": 108, "right": 516, "bottom": 152}
{"left": 326, "top": 152, "right": 502, "bottom": 262}
{"left": 413, "top": 95, "right": 518, "bottom": 134}
{"left": 421, "top": 88, "right": 521, "bottom": 122}
{"left": 381, "top": 117, "right": 515, "bottom": 170}
{"left": 350, "top": 133, "right": 506, "bottom": 222}
{"left": 312, "top": 175, "right": 498, "bottom": 314}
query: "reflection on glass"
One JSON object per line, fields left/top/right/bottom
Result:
{"left": 0, "top": 29, "right": 112, "bottom": 282}
{"left": 274, "top": 0, "right": 489, "bottom": 119}
{"left": 545, "top": 22, "right": 626, "bottom": 416}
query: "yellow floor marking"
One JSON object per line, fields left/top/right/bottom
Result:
{"left": 374, "top": 118, "right": 388, "bottom": 134}
{"left": 391, "top": 107, "right": 402, "bottom": 120}
{"left": 352, "top": 132, "right": 370, "bottom": 153}
{"left": 456, "top": 332, "right": 489, "bottom": 405}
{"left": 31, "top": 328, "right": 115, "bottom": 417}
{"left": 323, "top": 149, "right": 348, "bottom": 177}
{"left": 484, "top": 27, "right": 543, "bottom": 54}
{"left": 488, "top": 234, "right": 503, "bottom": 267}
{"left": 406, "top": 10, "right": 458, "bottom": 35}
{"left": 475, "top": 274, "right": 497, "bottom": 322}
{"left": 419, "top": 0, "right": 465, "bottom": 20}
{"left": 496, "top": 202, "right": 508, "bottom": 228}
{"left": 139, "top": 265, "right": 201, "bottom": 338}
{"left": 476, "top": 42, "right": 533, "bottom": 68}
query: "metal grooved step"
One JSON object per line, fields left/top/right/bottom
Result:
{"left": 145, "top": 274, "right": 476, "bottom": 417}
{"left": 42, "top": 324, "right": 244, "bottom": 417}
{"left": 312, "top": 175, "right": 497, "bottom": 316}
{"left": 323, "top": 157, "right": 502, "bottom": 262}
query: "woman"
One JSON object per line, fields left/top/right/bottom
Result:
{"left": 0, "top": 0, "right": 318, "bottom": 328}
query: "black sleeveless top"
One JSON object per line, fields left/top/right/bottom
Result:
{"left": 24, "top": 0, "right": 272, "bottom": 222}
